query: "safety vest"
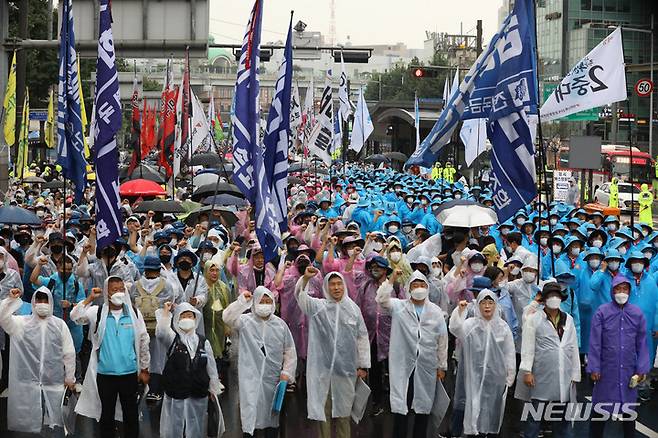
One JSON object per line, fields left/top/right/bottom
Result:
{"left": 639, "top": 189, "right": 654, "bottom": 226}
{"left": 609, "top": 181, "right": 619, "bottom": 208}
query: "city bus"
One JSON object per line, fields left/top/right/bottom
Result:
{"left": 555, "top": 144, "right": 654, "bottom": 191}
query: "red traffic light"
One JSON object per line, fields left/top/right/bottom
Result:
{"left": 413, "top": 68, "right": 425, "bottom": 78}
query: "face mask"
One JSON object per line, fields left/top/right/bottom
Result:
{"left": 255, "top": 303, "right": 274, "bottom": 318}
{"left": 510, "top": 266, "right": 521, "bottom": 276}
{"left": 177, "top": 261, "right": 193, "bottom": 271}
{"left": 516, "top": 218, "right": 526, "bottom": 226}
{"left": 607, "top": 224, "right": 618, "bottom": 231}
{"left": 160, "top": 253, "right": 172, "bottom": 264}
{"left": 588, "top": 259, "right": 601, "bottom": 270}
{"left": 421, "top": 199, "right": 429, "bottom": 206}
{"left": 410, "top": 287, "right": 428, "bottom": 301}
{"left": 170, "top": 239, "right": 178, "bottom": 247}
{"left": 389, "top": 251, "right": 401, "bottom": 263}
{"left": 607, "top": 261, "right": 620, "bottom": 271}
{"left": 202, "top": 253, "right": 212, "bottom": 262}
{"left": 370, "top": 269, "right": 384, "bottom": 279}
{"left": 178, "top": 317, "right": 196, "bottom": 332}
{"left": 633, "top": 232, "right": 641, "bottom": 241}
{"left": 431, "top": 268, "right": 442, "bottom": 278}
{"left": 539, "top": 237, "right": 548, "bottom": 247}
{"left": 388, "top": 225, "right": 399, "bottom": 234}
{"left": 618, "top": 246, "right": 628, "bottom": 255}
{"left": 653, "top": 242, "right": 658, "bottom": 250}
{"left": 0, "top": 260, "right": 5, "bottom": 269}
{"left": 372, "top": 242, "right": 383, "bottom": 252}
{"left": 347, "top": 248, "right": 357, "bottom": 258}
{"left": 110, "top": 292, "right": 125, "bottom": 306}
{"left": 522, "top": 271, "right": 536, "bottom": 283}
{"left": 454, "top": 194, "right": 462, "bottom": 199}
{"left": 614, "top": 292, "right": 629, "bottom": 305}
{"left": 569, "top": 247, "right": 581, "bottom": 257}
{"left": 591, "top": 240, "right": 603, "bottom": 248}
{"left": 34, "top": 303, "right": 51, "bottom": 317}
{"left": 631, "top": 263, "right": 644, "bottom": 274}
{"left": 480, "top": 228, "right": 490, "bottom": 236}
{"left": 545, "top": 296, "right": 562, "bottom": 310}
{"left": 549, "top": 218, "right": 558, "bottom": 226}
{"left": 403, "top": 226, "right": 414, "bottom": 234}
{"left": 505, "top": 246, "right": 513, "bottom": 254}
{"left": 643, "top": 251, "right": 653, "bottom": 260}
{"left": 642, "top": 230, "right": 649, "bottom": 238}
{"left": 51, "top": 245, "right": 64, "bottom": 255}
{"left": 501, "top": 229, "right": 510, "bottom": 236}
{"left": 469, "top": 263, "right": 484, "bottom": 274}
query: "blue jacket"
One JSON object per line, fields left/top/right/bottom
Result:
{"left": 627, "top": 271, "right": 658, "bottom": 364}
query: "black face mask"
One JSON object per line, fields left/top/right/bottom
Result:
{"left": 159, "top": 253, "right": 172, "bottom": 264}
{"left": 296, "top": 259, "right": 310, "bottom": 272}
{"left": 177, "top": 261, "right": 193, "bottom": 271}
{"left": 16, "top": 236, "right": 30, "bottom": 245}
{"left": 51, "top": 245, "right": 64, "bottom": 255}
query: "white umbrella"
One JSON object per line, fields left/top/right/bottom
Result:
{"left": 192, "top": 172, "right": 220, "bottom": 187}
{"left": 437, "top": 204, "right": 498, "bottom": 228}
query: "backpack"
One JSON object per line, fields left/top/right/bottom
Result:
{"left": 134, "top": 279, "right": 166, "bottom": 335}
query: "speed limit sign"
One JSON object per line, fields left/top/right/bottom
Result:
{"left": 635, "top": 78, "right": 654, "bottom": 97}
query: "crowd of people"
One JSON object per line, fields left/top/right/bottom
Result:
{"left": 0, "top": 164, "right": 656, "bottom": 438}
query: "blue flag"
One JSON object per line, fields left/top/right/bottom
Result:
{"left": 56, "top": 0, "right": 87, "bottom": 204}
{"left": 263, "top": 14, "right": 293, "bottom": 235}
{"left": 406, "top": 0, "right": 537, "bottom": 169}
{"left": 93, "top": 0, "right": 123, "bottom": 250}
{"left": 233, "top": 0, "right": 282, "bottom": 262}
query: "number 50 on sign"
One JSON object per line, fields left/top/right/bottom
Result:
{"left": 635, "top": 79, "right": 653, "bottom": 97}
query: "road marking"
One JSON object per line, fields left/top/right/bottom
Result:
{"left": 585, "top": 396, "right": 658, "bottom": 438}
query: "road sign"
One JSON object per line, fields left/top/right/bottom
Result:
{"left": 635, "top": 78, "right": 654, "bottom": 97}
{"left": 542, "top": 83, "right": 599, "bottom": 121}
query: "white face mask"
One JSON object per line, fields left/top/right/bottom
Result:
{"left": 170, "top": 239, "right": 178, "bottom": 246}
{"left": 454, "top": 194, "right": 462, "bottom": 199}
{"left": 539, "top": 237, "right": 548, "bottom": 247}
{"left": 371, "top": 242, "right": 383, "bottom": 252}
{"left": 202, "top": 253, "right": 212, "bottom": 262}
{"left": 0, "top": 259, "right": 5, "bottom": 269}
{"left": 516, "top": 218, "right": 526, "bottom": 226}
{"left": 588, "top": 259, "right": 601, "bottom": 270}
{"left": 653, "top": 242, "right": 658, "bottom": 250}
{"left": 34, "top": 303, "right": 51, "bottom": 317}
{"left": 607, "top": 223, "right": 618, "bottom": 232}
{"left": 522, "top": 271, "right": 536, "bottom": 283}
{"left": 110, "top": 292, "right": 125, "bottom": 306}
{"left": 549, "top": 218, "right": 558, "bottom": 226}
{"left": 545, "top": 296, "right": 562, "bottom": 310}
{"left": 501, "top": 229, "right": 510, "bottom": 236}
{"left": 347, "top": 248, "right": 356, "bottom": 258}
{"left": 255, "top": 303, "right": 274, "bottom": 318}
{"left": 643, "top": 252, "right": 653, "bottom": 260}
{"left": 388, "top": 225, "right": 399, "bottom": 234}
{"left": 607, "top": 261, "right": 620, "bottom": 271}
{"left": 469, "top": 263, "right": 484, "bottom": 274}
{"left": 591, "top": 240, "right": 603, "bottom": 248}
{"left": 552, "top": 245, "right": 562, "bottom": 255}
{"left": 389, "top": 251, "right": 401, "bottom": 263}
{"left": 178, "top": 317, "right": 196, "bottom": 332}
{"left": 570, "top": 247, "right": 581, "bottom": 257}
{"left": 631, "top": 263, "right": 644, "bottom": 274}
{"left": 614, "top": 292, "right": 629, "bottom": 305}
{"left": 410, "top": 287, "right": 428, "bottom": 301}
{"left": 431, "top": 267, "right": 442, "bottom": 278}
{"left": 510, "top": 266, "right": 521, "bottom": 276}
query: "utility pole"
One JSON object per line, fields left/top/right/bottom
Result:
{"left": 0, "top": 0, "right": 10, "bottom": 193}
{"left": 15, "top": 0, "right": 29, "bottom": 170}
{"left": 476, "top": 20, "right": 482, "bottom": 56}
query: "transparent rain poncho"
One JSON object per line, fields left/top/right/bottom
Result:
{"left": 222, "top": 286, "right": 296, "bottom": 434}
{"left": 294, "top": 271, "right": 370, "bottom": 421}
{"left": 0, "top": 286, "right": 75, "bottom": 433}
{"left": 450, "top": 289, "right": 516, "bottom": 436}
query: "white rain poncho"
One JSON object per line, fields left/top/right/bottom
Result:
{"left": 506, "top": 254, "right": 542, "bottom": 351}
{"left": 156, "top": 302, "right": 223, "bottom": 438}
{"left": 450, "top": 289, "right": 516, "bottom": 436}
{"left": 0, "top": 246, "right": 23, "bottom": 350}
{"left": 295, "top": 272, "right": 370, "bottom": 421}
{"left": 0, "top": 286, "right": 75, "bottom": 433}
{"left": 174, "top": 271, "right": 209, "bottom": 335}
{"left": 70, "top": 275, "right": 151, "bottom": 421}
{"left": 515, "top": 300, "right": 581, "bottom": 402}
{"left": 223, "top": 286, "right": 297, "bottom": 434}
{"left": 375, "top": 271, "right": 448, "bottom": 415}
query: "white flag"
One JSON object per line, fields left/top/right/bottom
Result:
{"left": 442, "top": 76, "right": 450, "bottom": 110}
{"left": 191, "top": 89, "right": 211, "bottom": 154}
{"left": 307, "top": 70, "right": 333, "bottom": 165}
{"left": 450, "top": 67, "right": 459, "bottom": 97}
{"left": 541, "top": 27, "right": 627, "bottom": 121}
{"left": 460, "top": 118, "right": 487, "bottom": 166}
{"left": 338, "top": 52, "right": 353, "bottom": 120}
{"left": 290, "top": 82, "right": 302, "bottom": 129}
{"left": 414, "top": 92, "right": 420, "bottom": 151}
{"left": 302, "top": 76, "right": 315, "bottom": 146}
{"left": 349, "top": 88, "right": 373, "bottom": 154}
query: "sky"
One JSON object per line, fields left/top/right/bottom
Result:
{"left": 211, "top": 0, "right": 502, "bottom": 49}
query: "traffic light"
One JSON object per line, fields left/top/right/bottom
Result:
{"left": 409, "top": 66, "right": 439, "bottom": 78}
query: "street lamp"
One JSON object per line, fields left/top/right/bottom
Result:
{"left": 611, "top": 17, "right": 654, "bottom": 157}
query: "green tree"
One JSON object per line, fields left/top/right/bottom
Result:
{"left": 364, "top": 55, "right": 450, "bottom": 102}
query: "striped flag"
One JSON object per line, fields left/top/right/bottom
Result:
{"left": 2, "top": 51, "right": 16, "bottom": 147}
{"left": 93, "top": 0, "right": 122, "bottom": 250}
{"left": 56, "top": 0, "right": 87, "bottom": 203}
{"left": 338, "top": 52, "right": 353, "bottom": 121}
{"left": 128, "top": 70, "right": 141, "bottom": 174}
{"left": 306, "top": 69, "right": 334, "bottom": 166}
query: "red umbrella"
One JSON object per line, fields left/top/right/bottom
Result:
{"left": 119, "top": 179, "right": 166, "bottom": 197}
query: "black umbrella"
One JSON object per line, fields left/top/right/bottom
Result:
{"left": 190, "top": 153, "right": 224, "bottom": 167}
{"left": 383, "top": 151, "right": 408, "bottom": 162}
{"left": 23, "top": 175, "right": 47, "bottom": 183}
{"left": 42, "top": 180, "right": 64, "bottom": 190}
{"left": 0, "top": 206, "right": 42, "bottom": 225}
{"left": 119, "top": 164, "right": 166, "bottom": 184}
{"left": 365, "top": 154, "right": 391, "bottom": 164}
{"left": 191, "top": 182, "right": 243, "bottom": 202}
{"left": 184, "top": 205, "right": 239, "bottom": 227}
{"left": 288, "top": 176, "right": 304, "bottom": 185}
{"left": 133, "top": 199, "right": 186, "bottom": 214}
{"left": 202, "top": 194, "right": 250, "bottom": 207}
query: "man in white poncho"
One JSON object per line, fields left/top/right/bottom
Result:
{"left": 450, "top": 289, "right": 516, "bottom": 436}
{"left": 296, "top": 266, "right": 370, "bottom": 438}
{"left": 156, "top": 301, "right": 223, "bottom": 438}
{"left": 223, "top": 285, "right": 296, "bottom": 437}
{"left": 0, "top": 285, "right": 75, "bottom": 433}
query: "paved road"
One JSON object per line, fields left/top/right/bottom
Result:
{"left": 1, "top": 361, "right": 657, "bottom": 438}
